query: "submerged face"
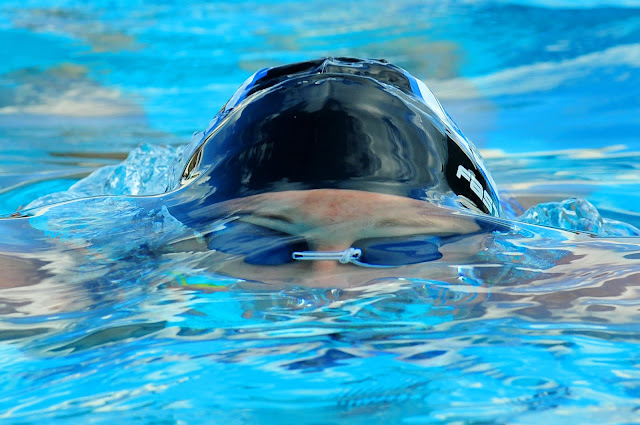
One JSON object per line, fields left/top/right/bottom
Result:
{"left": 172, "top": 188, "right": 498, "bottom": 288}
{"left": 164, "top": 58, "right": 504, "bottom": 287}
{"left": 172, "top": 58, "right": 501, "bottom": 222}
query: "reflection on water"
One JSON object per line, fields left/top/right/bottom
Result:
{"left": 3, "top": 239, "right": 640, "bottom": 423}
{"left": 2, "top": 0, "right": 640, "bottom": 424}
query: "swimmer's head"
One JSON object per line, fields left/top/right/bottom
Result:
{"left": 176, "top": 58, "right": 502, "bottom": 217}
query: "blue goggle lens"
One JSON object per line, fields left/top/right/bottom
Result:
{"left": 206, "top": 221, "right": 446, "bottom": 267}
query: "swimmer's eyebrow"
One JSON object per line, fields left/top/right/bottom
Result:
{"left": 374, "top": 216, "right": 437, "bottom": 229}
{"left": 244, "top": 212, "right": 294, "bottom": 224}
{"left": 250, "top": 211, "right": 454, "bottom": 230}
{"left": 373, "top": 214, "right": 480, "bottom": 236}
{"left": 372, "top": 218, "right": 436, "bottom": 235}
{"left": 238, "top": 212, "right": 299, "bottom": 235}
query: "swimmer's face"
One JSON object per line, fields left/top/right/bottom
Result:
{"left": 167, "top": 59, "right": 504, "bottom": 288}
{"left": 177, "top": 189, "right": 489, "bottom": 288}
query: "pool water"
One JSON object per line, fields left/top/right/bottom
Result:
{"left": 2, "top": 1, "right": 640, "bottom": 424}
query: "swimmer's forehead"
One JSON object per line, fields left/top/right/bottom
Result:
{"left": 201, "top": 189, "right": 484, "bottom": 239}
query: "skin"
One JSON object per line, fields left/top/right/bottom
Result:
{"left": 167, "top": 189, "right": 489, "bottom": 289}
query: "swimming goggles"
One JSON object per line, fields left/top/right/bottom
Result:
{"left": 206, "top": 219, "right": 454, "bottom": 268}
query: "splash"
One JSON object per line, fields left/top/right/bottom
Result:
{"left": 519, "top": 198, "right": 640, "bottom": 236}
{"left": 29, "top": 199, "right": 190, "bottom": 259}
{"left": 25, "top": 144, "right": 186, "bottom": 210}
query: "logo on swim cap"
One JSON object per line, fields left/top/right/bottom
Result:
{"left": 456, "top": 165, "right": 498, "bottom": 216}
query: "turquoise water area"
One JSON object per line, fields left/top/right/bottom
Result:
{"left": 2, "top": 1, "right": 640, "bottom": 424}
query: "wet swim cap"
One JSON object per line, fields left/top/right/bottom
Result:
{"left": 177, "top": 58, "right": 502, "bottom": 217}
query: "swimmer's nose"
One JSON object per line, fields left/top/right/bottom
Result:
{"left": 307, "top": 242, "right": 353, "bottom": 275}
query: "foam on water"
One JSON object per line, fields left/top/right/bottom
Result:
{"left": 520, "top": 198, "right": 640, "bottom": 236}
{"left": 25, "top": 144, "right": 187, "bottom": 210}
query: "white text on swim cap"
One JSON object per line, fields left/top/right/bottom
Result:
{"left": 456, "top": 165, "right": 497, "bottom": 216}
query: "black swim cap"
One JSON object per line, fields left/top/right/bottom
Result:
{"left": 176, "top": 58, "right": 501, "bottom": 217}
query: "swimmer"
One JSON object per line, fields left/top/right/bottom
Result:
{"left": 2, "top": 58, "right": 637, "bottom": 323}
{"left": 157, "top": 58, "right": 507, "bottom": 288}
{"left": 169, "top": 57, "right": 501, "bottom": 220}
{"left": 0, "top": 58, "right": 508, "bottom": 294}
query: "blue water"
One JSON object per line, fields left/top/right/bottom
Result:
{"left": 2, "top": 1, "right": 640, "bottom": 424}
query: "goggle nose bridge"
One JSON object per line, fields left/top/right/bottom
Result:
{"left": 292, "top": 247, "right": 363, "bottom": 264}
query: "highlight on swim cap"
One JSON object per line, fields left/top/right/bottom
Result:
{"left": 177, "top": 57, "right": 502, "bottom": 217}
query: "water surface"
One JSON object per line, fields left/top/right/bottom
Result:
{"left": 2, "top": 1, "right": 640, "bottom": 424}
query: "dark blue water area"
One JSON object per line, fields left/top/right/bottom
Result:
{"left": 2, "top": 1, "right": 640, "bottom": 424}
